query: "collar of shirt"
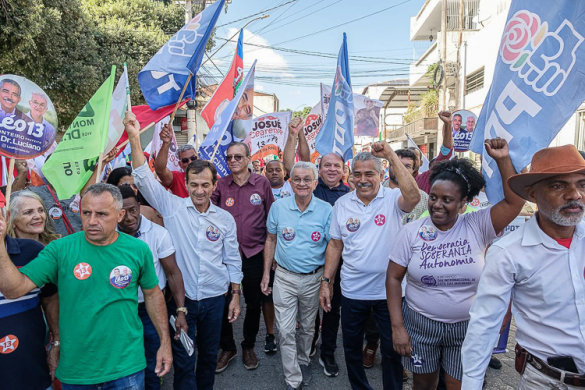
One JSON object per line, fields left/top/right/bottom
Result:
{"left": 226, "top": 169, "right": 258, "bottom": 187}
{"left": 137, "top": 215, "right": 153, "bottom": 235}
{"left": 0, "top": 108, "right": 16, "bottom": 116}
{"left": 183, "top": 197, "right": 219, "bottom": 215}
{"left": 349, "top": 185, "right": 385, "bottom": 206}
{"left": 521, "top": 213, "right": 585, "bottom": 249}
{"left": 288, "top": 195, "right": 317, "bottom": 214}
{"left": 317, "top": 177, "right": 346, "bottom": 191}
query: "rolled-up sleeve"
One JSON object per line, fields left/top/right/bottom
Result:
{"left": 461, "top": 245, "right": 516, "bottom": 390}
{"left": 132, "top": 163, "right": 181, "bottom": 218}
{"left": 222, "top": 215, "right": 243, "bottom": 284}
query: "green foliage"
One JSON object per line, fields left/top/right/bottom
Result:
{"left": 282, "top": 106, "right": 311, "bottom": 118}
{"left": 426, "top": 63, "right": 438, "bottom": 88}
{"left": 0, "top": 0, "right": 211, "bottom": 129}
{"left": 403, "top": 89, "right": 438, "bottom": 124}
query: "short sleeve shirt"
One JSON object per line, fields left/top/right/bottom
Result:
{"left": 167, "top": 171, "right": 188, "bottom": 198}
{"left": 20, "top": 232, "right": 159, "bottom": 385}
{"left": 390, "top": 207, "right": 496, "bottom": 323}
{"left": 330, "top": 186, "right": 405, "bottom": 300}
{"left": 272, "top": 180, "right": 293, "bottom": 200}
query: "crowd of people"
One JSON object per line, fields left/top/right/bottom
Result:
{"left": 0, "top": 108, "right": 584, "bottom": 390}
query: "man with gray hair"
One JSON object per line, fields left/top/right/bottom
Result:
{"left": 319, "top": 144, "right": 420, "bottom": 390}
{"left": 0, "top": 78, "right": 29, "bottom": 122}
{"left": 155, "top": 123, "right": 198, "bottom": 198}
{"left": 261, "top": 161, "right": 333, "bottom": 389}
{"left": 26, "top": 92, "right": 56, "bottom": 151}
{"left": 0, "top": 183, "right": 173, "bottom": 388}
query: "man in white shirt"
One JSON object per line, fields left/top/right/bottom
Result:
{"left": 462, "top": 144, "right": 585, "bottom": 389}
{"left": 266, "top": 160, "right": 293, "bottom": 200}
{"left": 319, "top": 144, "right": 421, "bottom": 390}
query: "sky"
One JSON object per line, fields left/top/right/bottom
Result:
{"left": 199, "top": 0, "right": 428, "bottom": 111}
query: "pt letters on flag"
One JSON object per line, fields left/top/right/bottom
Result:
{"left": 470, "top": 1, "right": 585, "bottom": 203}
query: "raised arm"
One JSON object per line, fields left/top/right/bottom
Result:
{"left": 12, "top": 160, "right": 29, "bottom": 192}
{"left": 154, "top": 124, "right": 175, "bottom": 188}
{"left": 372, "top": 141, "right": 420, "bottom": 212}
{"left": 438, "top": 110, "right": 453, "bottom": 150}
{"left": 80, "top": 147, "right": 118, "bottom": 196}
{"left": 283, "top": 116, "right": 305, "bottom": 173}
{"left": 297, "top": 120, "right": 310, "bottom": 163}
{"left": 485, "top": 138, "right": 526, "bottom": 234}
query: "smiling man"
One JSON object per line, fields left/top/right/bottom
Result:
{"left": 266, "top": 160, "right": 293, "bottom": 200}
{"left": 0, "top": 79, "right": 28, "bottom": 122}
{"left": 26, "top": 92, "right": 56, "bottom": 150}
{"left": 0, "top": 183, "right": 172, "bottom": 388}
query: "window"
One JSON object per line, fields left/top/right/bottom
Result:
{"left": 465, "top": 67, "right": 484, "bottom": 95}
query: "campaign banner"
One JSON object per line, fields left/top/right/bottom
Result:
{"left": 248, "top": 111, "right": 291, "bottom": 161}
{"left": 104, "top": 66, "right": 130, "bottom": 155}
{"left": 0, "top": 75, "right": 58, "bottom": 159}
{"left": 149, "top": 116, "right": 181, "bottom": 172}
{"left": 469, "top": 2, "right": 585, "bottom": 204}
{"left": 452, "top": 110, "right": 477, "bottom": 152}
{"left": 303, "top": 103, "right": 324, "bottom": 163}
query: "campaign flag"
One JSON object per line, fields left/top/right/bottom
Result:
{"left": 469, "top": 1, "right": 585, "bottom": 203}
{"left": 42, "top": 68, "right": 116, "bottom": 199}
{"left": 199, "top": 123, "right": 232, "bottom": 177}
{"left": 104, "top": 65, "right": 130, "bottom": 155}
{"left": 138, "top": 0, "right": 225, "bottom": 110}
{"left": 247, "top": 111, "right": 291, "bottom": 160}
{"left": 201, "top": 29, "right": 244, "bottom": 129}
{"left": 406, "top": 134, "right": 430, "bottom": 173}
{"left": 303, "top": 103, "right": 324, "bottom": 163}
{"left": 315, "top": 33, "right": 354, "bottom": 160}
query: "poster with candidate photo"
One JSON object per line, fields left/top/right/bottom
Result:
{"left": 0, "top": 75, "right": 58, "bottom": 159}
{"left": 452, "top": 110, "right": 477, "bottom": 152}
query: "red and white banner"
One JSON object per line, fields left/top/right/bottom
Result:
{"left": 247, "top": 111, "right": 291, "bottom": 161}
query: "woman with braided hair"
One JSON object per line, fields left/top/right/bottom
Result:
{"left": 386, "top": 138, "right": 526, "bottom": 390}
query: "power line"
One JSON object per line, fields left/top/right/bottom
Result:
{"left": 215, "top": 0, "right": 297, "bottom": 28}
{"left": 259, "top": 0, "right": 342, "bottom": 35}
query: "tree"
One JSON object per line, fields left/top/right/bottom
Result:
{"left": 281, "top": 106, "right": 311, "bottom": 119}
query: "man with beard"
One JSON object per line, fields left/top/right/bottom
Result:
{"left": 462, "top": 145, "right": 585, "bottom": 389}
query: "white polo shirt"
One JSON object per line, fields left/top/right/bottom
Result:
{"left": 330, "top": 186, "right": 405, "bottom": 300}
{"left": 134, "top": 216, "right": 176, "bottom": 303}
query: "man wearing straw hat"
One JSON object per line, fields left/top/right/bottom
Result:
{"left": 462, "top": 144, "right": 585, "bottom": 389}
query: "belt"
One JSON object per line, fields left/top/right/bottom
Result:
{"left": 277, "top": 264, "right": 323, "bottom": 276}
{"left": 515, "top": 344, "right": 585, "bottom": 387}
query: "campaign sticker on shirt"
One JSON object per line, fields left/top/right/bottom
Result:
{"left": 250, "top": 193, "right": 262, "bottom": 206}
{"left": 405, "top": 213, "right": 416, "bottom": 223}
{"left": 374, "top": 214, "right": 386, "bottom": 226}
{"left": 411, "top": 353, "right": 425, "bottom": 368}
{"left": 0, "top": 335, "right": 19, "bottom": 354}
{"left": 70, "top": 202, "right": 80, "bottom": 213}
{"left": 109, "top": 266, "right": 133, "bottom": 289}
{"left": 225, "top": 197, "right": 235, "bottom": 207}
{"left": 346, "top": 218, "right": 361, "bottom": 232}
{"left": 418, "top": 225, "right": 437, "bottom": 241}
{"left": 311, "top": 231, "right": 321, "bottom": 242}
{"left": 280, "top": 190, "right": 291, "bottom": 198}
{"left": 421, "top": 275, "right": 437, "bottom": 286}
{"left": 48, "top": 206, "right": 62, "bottom": 220}
{"left": 73, "top": 262, "right": 92, "bottom": 280}
{"left": 282, "top": 227, "right": 296, "bottom": 241}
{"left": 206, "top": 225, "right": 220, "bottom": 242}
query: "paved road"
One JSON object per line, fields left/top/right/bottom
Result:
{"left": 162, "top": 307, "right": 520, "bottom": 389}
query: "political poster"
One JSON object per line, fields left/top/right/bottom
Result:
{"left": 248, "top": 112, "right": 291, "bottom": 161}
{"left": 148, "top": 116, "right": 181, "bottom": 172}
{"left": 303, "top": 103, "right": 324, "bottom": 163}
{"left": 0, "top": 75, "right": 58, "bottom": 159}
{"left": 452, "top": 110, "right": 477, "bottom": 152}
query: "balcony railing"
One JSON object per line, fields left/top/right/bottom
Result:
{"left": 387, "top": 118, "right": 438, "bottom": 141}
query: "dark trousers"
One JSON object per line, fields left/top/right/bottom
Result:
{"left": 314, "top": 261, "right": 342, "bottom": 358}
{"left": 220, "top": 251, "right": 269, "bottom": 351}
{"left": 139, "top": 303, "right": 162, "bottom": 390}
{"left": 168, "top": 295, "right": 225, "bottom": 390}
{"left": 364, "top": 311, "right": 380, "bottom": 346}
{"left": 341, "top": 296, "right": 403, "bottom": 390}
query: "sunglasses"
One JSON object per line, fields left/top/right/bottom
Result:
{"left": 226, "top": 154, "right": 246, "bottom": 161}
{"left": 181, "top": 156, "right": 198, "bottom": 164}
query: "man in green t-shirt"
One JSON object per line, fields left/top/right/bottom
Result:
{"left": 0, "top": 183, "right": 172, "bottom": 387}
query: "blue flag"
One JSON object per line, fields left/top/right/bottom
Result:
{"left": 315, "top": 33, "right": 354, "bottom": 161}
{"left": 138, "top": 0, "right": 225, "bottom": 110}
{"left": 199, "top": 121, "right": 234, "bottom": 177}
{"left": 470, "top": 1, "right": 585, "bottom": 204}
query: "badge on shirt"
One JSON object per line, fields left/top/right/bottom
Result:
{"left": 421, "top": 275, "right": 437, "bottom": 286}
{"left": 70, "top": 202, "right": 80, "bottom": 213}
{"left": 225, "top": 197, "right": 235, "bottom": 207}
{"left": 280, "top": 190, "right": 291, "bottom": 198}
{"left": 418, "top": 225, "right": 437, "bottom": 241}
{"left": 48, "top": 206, "right": 62, "bottom": 220}
{"left": 109, "top": 266, "right": 133, "bottom": 289}
{"left": 0, "top": 335, "right": 19, "bottom": 354}
{"left": 73, "top": 262, "right": 92, "bottom": 280}
{"left": 405, "top": 213, "right": 416, "bottom": 223}
{"left": 206, "top": 225, "right": 220, "bottom": 242}
{"left": 411, "top": 353, "right": 425, "bottom": 367}
{"left": 346, "top": 218, "right": 361, "bottom": 232}
{"left": 250, "top": 193, "right": 262, "bottom": 206}
{"left": 374, "top": 214, "right": 386, "bottom": 226}
{"left": 311, "top": 231, "right": 321, "bottom": 242}
{"left": 282, "top": 227, "right": 296, "bottom": 241}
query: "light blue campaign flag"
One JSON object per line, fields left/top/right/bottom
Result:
{"left": 138, "top": 0, "right": 225, "bottom": 110}
{"left": 199, "top": 121, "right": 234, "bottom": 177}
{"left": 315, "top": 33, "right": 354, "bottom": 161}
{"left": 469, "top": 1, "right": 585, "bottom": 204}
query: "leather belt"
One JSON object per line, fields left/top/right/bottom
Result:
{"left": 516, "top": 344, "right": 585, "bottom": 387}
{"left": 277, "top": 264, "right": 323, "bottom": 275}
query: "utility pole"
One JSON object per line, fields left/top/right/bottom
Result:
{"left": 185, "top": 0, "right": 192, "bottom": 23}
{"left": 441, "top": 0, "right": 448, "bottom": 111}
{"left": 455, "top": 0, "right": 464, "bottom": 110}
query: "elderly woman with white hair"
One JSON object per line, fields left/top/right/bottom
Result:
{"left": 8, "top": 190, "right": 60, "bottom": 246}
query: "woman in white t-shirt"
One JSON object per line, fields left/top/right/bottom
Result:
{"left": 386, "top": 138, "right": 525, "bottom": 390}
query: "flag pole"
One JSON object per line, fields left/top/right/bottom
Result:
{"left": 116, "top": 122, "right": 156, "bottom": 149}
{"left": 209, "top": 138, "right": 223, "bottom": 161}
{"left": 124, "top": 63, "right": 132, "bottom": 113}
{"left": 5, "top": 158, "right": 15, "bottom": 208}
{"left": 168, "top": 73, "right": 193, "bottom": 127}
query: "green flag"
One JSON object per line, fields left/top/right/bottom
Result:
{"left": 42, "top": 67, "right": 116, "bottom": 199}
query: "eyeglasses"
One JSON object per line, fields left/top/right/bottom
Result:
{"left": 226, "top": 154, "right": 246, "bottom": 161}
{"left": 181, "top": 156, "right": 198, "bottom": 164}
{"left": 120, "top": 183, "right": 137, "bottom": 189}
{"left": 292, "top": 178, "right": 315, "bottom": 185}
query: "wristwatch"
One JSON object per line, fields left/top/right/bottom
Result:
{"left": 320, "top": 276, "right": 332, "bottom": 284}
{"left": 176, "top": 307, "right": 188, "bottom": 315}
{"left": 50, "top": 340, "right": 60, "bottom": 348}
{"left": 232, "top": 289, "right": 242, "bottom": 295}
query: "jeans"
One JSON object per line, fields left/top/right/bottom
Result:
{"left": 341, "top": 296, "right": 403, "bottom": 390}
{"left": 220, "top": 251, "right": 269, "bottom": 351}
{"left": 168, "top": 295, "right": 225, "bottom": 390}
{"left": 314, "top": 260, "right": 342, "bottom": 358}
{"left": 138, "top": 303, "right": 162, "bottom": 390}
{"left": 364, "top": 311, "right": 379, "bottom": 345}
{"left": 61, "top": 371, "right": 144, "bottom": 390}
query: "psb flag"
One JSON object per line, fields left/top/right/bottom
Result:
{"left": 138, "top": 0, "right": 225, "bottom": 110}
{"left": 315, "top": 33, "right": 354, "bottom": 161}
{"left": 42, "top": 68, "right": 116, "bottom": 199}
{"left": 470, "top": 1, "right": 585, "bottom": 203}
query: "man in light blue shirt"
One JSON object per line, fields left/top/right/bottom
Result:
{"left": 262, "top": 161, "right": 332, "bottom": 390}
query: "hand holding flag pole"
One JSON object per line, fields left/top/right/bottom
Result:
{"left": 5, "top": 159, "right": 15, "bottom": 208}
